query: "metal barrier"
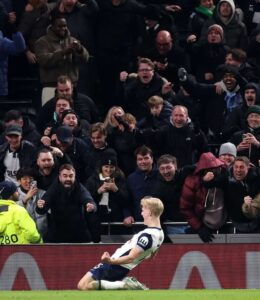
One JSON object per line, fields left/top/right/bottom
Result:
{"left": 100, "top": 221, "right": 249, "bottom": 243}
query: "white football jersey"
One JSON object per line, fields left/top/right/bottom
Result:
{"left": 111, "top": 227, "right": 164, "bottom": 270}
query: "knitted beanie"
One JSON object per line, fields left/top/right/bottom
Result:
{"left": 208, "top": 24, "right": 224, "bottom": 40}
{"left": 219, "top": 142, "right": 237, "bottom": 157}
{"left": 246, "top": 105, "right": 260, "bottom": 118}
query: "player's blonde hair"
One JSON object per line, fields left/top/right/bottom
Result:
{"left": 141, "top": 197, "right": 164, "bottom": 217}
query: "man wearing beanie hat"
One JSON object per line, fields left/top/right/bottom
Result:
{"left": 246, "top": 105, "right": 260, "bottom": 119}
{"left": 230, "top": 104, "right": 260, "bottom": 166}
{"left": 218, "top": 142, "right": 237, "bottom": 166}
{"left": 188, "top": 22, "right": 227, "bottom": 83}
{"left": 208, "top": 24, "right": 224, "bottom": 41}
{"left": 0, "top": 180, "right": 42, "bottom": 244}
{"left": 200, "top": 0, "right": 248, "bottom": 50}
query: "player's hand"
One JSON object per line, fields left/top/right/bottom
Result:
{"left": 101, "top": 251, "right": 111, "bottom": 263}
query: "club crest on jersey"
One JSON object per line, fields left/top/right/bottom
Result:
{"left": 138, "top": 236, "right": 149, "bottom": 247}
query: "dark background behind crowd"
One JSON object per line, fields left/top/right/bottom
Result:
{"left": 0, "top": 0, "right": 260, "bottom": 244}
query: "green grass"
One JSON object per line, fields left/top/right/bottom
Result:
{"left": 1, "top": 290, "right": 260, "bottom": 300}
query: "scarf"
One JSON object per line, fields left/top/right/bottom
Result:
{"left": 195, "top": 5, "right": 214, "bottom": 18}
{"left": 99, "top": 173, "right": 110, "bottom": 207}
{"left": 220, "top": 81, "right": 242, "bottom": 112}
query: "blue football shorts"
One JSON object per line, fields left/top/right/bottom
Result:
{"left": 90, "top": 263, "right": 129, "bottom": 281}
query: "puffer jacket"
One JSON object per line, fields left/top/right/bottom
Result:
{"left": 180, "top": 152, "right": 225, "bottom": 230}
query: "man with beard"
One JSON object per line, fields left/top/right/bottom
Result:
{"left": 36, "top": 164, "right": 96, "bottom": 242}
{"left": 34, "top": 147, "right": 61, "bottom": 191}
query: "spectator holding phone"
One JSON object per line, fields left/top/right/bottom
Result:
{"left": 230, "top": 105, "right": 260, "bottom": 166}
{"left": 16, "top": 168, "right": 48, "bottom": 240}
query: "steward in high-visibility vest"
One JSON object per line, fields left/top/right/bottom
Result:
{"left": 0, "top": 181, "right": 42, "bottom": 245}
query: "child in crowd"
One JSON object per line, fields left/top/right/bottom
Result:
{"left": 137, "top": 95, "right": 173, "bottom": 129}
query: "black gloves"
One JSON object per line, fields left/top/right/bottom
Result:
{"left": 198, "top": 226, "right": 215, "bottom": 243}
{"left": 178, "top": 67, "right": 187, "bottom": 82}
{"left": 114, "top": 115, "right": 130, "bottom": 131}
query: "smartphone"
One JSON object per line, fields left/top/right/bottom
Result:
{"left": 242, "top": 133, "right": 248, "bottom": 140}
{"left": 30, "top": 180, "right": 37, "bottom": 188}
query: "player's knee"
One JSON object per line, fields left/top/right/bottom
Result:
{"left": 77, "top": 281, "right": 86, "bottom": 290}
{"left": 77, "top": 280, "right": 94, "bottom": 291}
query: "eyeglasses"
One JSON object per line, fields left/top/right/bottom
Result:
{"left": 138, "top": 68, "right": 153, "bottom": 72}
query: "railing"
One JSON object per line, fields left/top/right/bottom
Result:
{"left": 100, "top": 221, "right": 260, "bottom": 243}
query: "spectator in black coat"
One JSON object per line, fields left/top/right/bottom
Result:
{"left": 0, "top": 124, "right": 37, "bottom": 184}
{"left": 85, "top": 122, "right": 117, "bottom": 179}
{"left": 86, "top": 155, "right": 131, "bottom": 236}
{"left": 152, "top": 154, "right": 194, "bottom": 235}
{"left": 36, "top": 163, "right": 97, "bottom": 242}
{"left": 230, "top": 105, "right": 260, "bottom": 167}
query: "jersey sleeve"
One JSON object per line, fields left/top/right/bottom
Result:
{"left": 136, "top": 233, "right": 153, "bottom": 251}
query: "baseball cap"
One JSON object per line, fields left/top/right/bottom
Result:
{"left": 56, "top": 126, "right": 74, "bottom": 144}
{"left": 5, "top": 124, "right": 22, "bottom": 136}
{"left": 0, "top": 180, "right": 18, "bottom": 199}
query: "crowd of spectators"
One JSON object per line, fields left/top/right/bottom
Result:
{"left": 0, "top": 0, "right": 260, "bottom": 244}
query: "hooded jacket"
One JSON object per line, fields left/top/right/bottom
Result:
{"left": 200, "top": 0, "right": 248, "bottom": 50}
{"left": 223, "top": 82, "right": 260, "bottom": 137}
{"left": 180, "top": 152, "right": 225, "bottom": 230}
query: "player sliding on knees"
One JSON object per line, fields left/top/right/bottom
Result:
{"left": 77, "top": 197, "right": 164, "bottom": 290}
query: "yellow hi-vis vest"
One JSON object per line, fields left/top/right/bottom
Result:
{"left": 0, "top": 199, "right": 42, "bottom": 245}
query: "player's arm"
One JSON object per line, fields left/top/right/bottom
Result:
{"left": 101, "top": 246, "right": 143, "bottom": 265}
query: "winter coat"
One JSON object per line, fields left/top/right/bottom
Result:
{"left": 180, "top": 152, "right": 225, "bottom": 230}
{"left": 86, "top": 172, "right": 129, "bottom": 222}
{"left": 35, "top": 26, "right": 89, "bottom": 86}
{"left": 200, "top": 0, "right": 248, "bottom": 50}
{"left": 36, "top": 179, "right": 96, "bottom": 242}
{"left": 0, "top": 31, "right": 25, "bottom": 95}
{"left": 0, "top": 140, "right": 37, "bottom": 181}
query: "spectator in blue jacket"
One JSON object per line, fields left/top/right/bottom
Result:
{"left": 0, "top": 25, "right": 25, "bottom": 99}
